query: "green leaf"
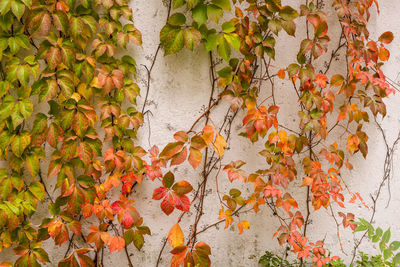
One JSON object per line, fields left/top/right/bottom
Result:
{"left": 192, "top": 3, "right": 207, "bottom": 25}
{"left": 70, "top": 16, "right": 83, "bottom": 37}
{"left": 281, "top": 20, "right": 296, "bottom": 36}
{"left": 222, "top": 21, "right": 235, "bottom": 33}
{"left": 376, "top": 227, "right": 383, "bottom": 237}
{"left": 217, "top": 35, "right": 230, "bottom": 61}
{"left": 184, "top": 28, "right": 201, "bottom": 50}
{"left": 11, "top": 175, "right": 23, "bottom": 191}
{"left": 124, "top": 83, "right": 140, "bottom": 104}
{"left": 186, "top": 0, "right": 199, "bottom": 9}
{"left": 18, "top": 99, "right": 33, "bottom": 119}
{"left": 0, "top": 95, "right": 14, "bottom": 120}
{"left": 382, "top": 229, "right": 391, "bottom": 243}
{"left": 383, "top": 249, "right": 392, "bottom": 260}
{"left": 268, "top": 19, "right": 282, "bottom": 35}
{"left": 0, "top": 0, "right": 11, "bottom": 15}
{"left": 354, "top": 224, "right": 367, "bottom": 232}
{"left": 217, "top": 66, "right": 232, "bottom": 78}
{"left": 11, "top": 132, "right": 31, "bottom": 157}
{"left": 205, "top": 31, "right": 218, "bottom": 51}
{"left": 168, "top": 13, "right": 186, "bottom": 26}
{"left": 29, "top": 181, "right": 45, "bottom": 201}
{"left": 8, "top": 36, "right": 20, "bottom": 55}
{"left": 32, "top": 248, "right": 50, "bottom": 263}
{"left": 160, "top": 25, "right": 184, "bottom": 55}
{"left": 207, "top": 5, "right": 223, "bottom": 23}
{"left": 16, "top": 35, "right": 30, "bottom": 50}
{"left": 390, "top": 241, "right": 400, "bottom": 251}
{"left": 123, "top": 229, "right": 134, "bottom": 245}
{"left": 224, "top": 33, "right": 240, "bottom": 51}
{"left": 17, "top": 65, "right": 30, "bottom": 87}
{"left": 0, "top": 131, "right": 13, "bottom": 151}
{"left": 11, "top": 107, "right": 24, "bottom": 128}
{"left": 162, "top": 171, "right": 175, "bottom": 188}
{"left": 20, "top": 0, "right": 31, "bottom": 7}
{"left": 26, "top": 153, "right": 39, "bottom": 177}
{"left": 172, "top": 0, "right": 184, "bottom": 9}
{"left": 11, "top": 0, "right": 25, "bottom": 19}
{"left": 52, "top": 11, "right": 69, "bottom": 33}
{"left": 77, "top": 175, "right": 95, "bottom": 188}
{"left": 0, "top": 37, "right": 8, "bottom": 51}
{"left": 0, "top": 177, "right": 12, "bottom": 200}
{"left": 279, "top": 6, "right": 299, "bottom": 21}
{"left": 212, "top": 0, "right": 230, "bottom": 11}
{"left": 133, "top": 231, "right": 144, "bottom": 250}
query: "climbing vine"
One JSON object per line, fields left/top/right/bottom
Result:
{"left": 0, "top": 0, "right": 396, "bottom": 266}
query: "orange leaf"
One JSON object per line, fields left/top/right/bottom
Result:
{"left": 379, "top": 47, "right": 390, "bottom": 61}
{"left": 378, "top": 31, "right": 394, "bottom": 44}
{"left": 201, "top": 125, "right": 215, "bottom": 146}
{"left": 237, "top": 220, "right": 250, "bottom": 234}
{"left": 213, "top": 133, "right": 227, "bottom": 158}
{"left": 278, "top": 69, "right": 285, "bottom": 79}
{"left": 109, "top": 236, "right": 125, "bottom": 252}
{"left": 168, "top": 223, "right": 184, "bottom": 248}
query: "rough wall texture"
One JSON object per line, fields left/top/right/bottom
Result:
{"left": 1, "top": 0, "right": 400, "bottom": 266}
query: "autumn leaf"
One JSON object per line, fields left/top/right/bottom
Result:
{"left": 278, "top": 69, "right": 285, "bottom": 79}
{"left": 109, "top": 236, "right": 125, "bottom": 252}
{"left": 213, "top": 133, "right": 227, "bottom": 158}
{"left": 237, "top": 220, "right": 250, "bottom": 234}
{"left": 168, "top": 223, "right": 184, "bottom": 248}
{"left": 379, "top": 31, "right": 394, "bottom": 44}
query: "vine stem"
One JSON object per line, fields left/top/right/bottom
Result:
{"left": 189, "top": 51, "right": 216, "bottom": 248}
{"left": 141, "top": 0, "right": 173, "bottom": 114}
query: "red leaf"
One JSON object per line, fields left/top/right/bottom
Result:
{"left": 122, "top": 212, "right": 134, "bottom": 228}
{"left": 161, "top": 193, "right": 175, "bottom": 215}
{"left": 153, "top": 187, "right": 168, "bottom": 200}
{"left": 173, "top": 194, "right": 191, "bottom": 212}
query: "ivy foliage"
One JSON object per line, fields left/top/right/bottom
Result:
{"left": 0, "top": 0, "right": 147, "bottom": 266}
{"left": 0, "top": 0, "right": 396, "bottom": 266}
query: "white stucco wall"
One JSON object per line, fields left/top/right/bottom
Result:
{"left": 1, "top": 0, "right": 400, "bottom": 266}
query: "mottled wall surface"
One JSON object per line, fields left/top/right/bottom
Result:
{"left": 1, "top": 0, "right": 400, "bottom": 266}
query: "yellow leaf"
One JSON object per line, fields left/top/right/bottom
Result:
{"left": 213, "top": 133, "right": 227, "bottom": 158}
{"left": 237, "top": 220, "right": 250, "bottom": 234}
{"left": 168, "top": 223, "right": 184, "bottom": 248}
